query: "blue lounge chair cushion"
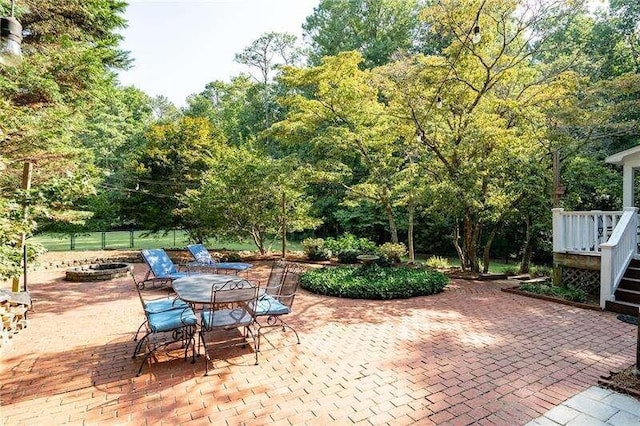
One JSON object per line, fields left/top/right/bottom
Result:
{"left": 144, "top": 298, "right": 189, "bottom": 314}
{"left": 216, "top": 262, "right": 253, "bottom": 271}
{"left": 186, "top": 244, "right": 253, "bottom": 271}
{"left": 254, "top": 294, "right": 290, "bottom": 316}
{"left": 148, "top": 308, "right": 197, "bottom": 332}
{"left": 141, "top": 249, "right": 180, "bottom": 277}
{"left": 201, "top": 308, "right": 253, "bottom": 329}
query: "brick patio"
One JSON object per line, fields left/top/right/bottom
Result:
{"left": 0, "top": 262, "right": 637, "bottom": 425}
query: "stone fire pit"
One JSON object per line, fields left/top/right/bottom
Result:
{"left": 65, "top": 263, "right": 133, "bottom": 282}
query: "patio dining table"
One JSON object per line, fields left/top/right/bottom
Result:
{"left": 172, "top": 274, "right": 251, "bottom": 305}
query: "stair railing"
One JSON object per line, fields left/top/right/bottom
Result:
{"left": 600, "top": 207, "right": 638, "bottom": 308}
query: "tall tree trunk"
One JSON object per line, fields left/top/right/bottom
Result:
{"left": 519, "top": 215, "right": 533, "bottom": 274}
{"left": 482, "top": 226, "right": 497, "bottom": 274}
{"left": 452, "top": 222, "right": 467, "bottom": 271}
{"left": 382, "top": 196, "right": 399, "bottom": 243}
{"left": 407, "top": 201, "right": 415, "bottom": 263}
{"left": 463, "top": 212, "right": 481, "bottom": 273}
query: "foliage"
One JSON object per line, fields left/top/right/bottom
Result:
{"left": 377, "top": 242, "right": 407, "bottom": 264}
{"left": 500, "top": 265, "right": 520, "bottom": 276}
{"left": 425, "top": 255, "right": 450, "bottom": 270}
{"left": 126, "top": 116, "right": 224, "bottom": 232}
{"left": 324, "top": 232, "right": 377, "bottom": 263}
{"left": 179, "top": 148, "right": 320, "bottom": 254}
{"left": 530, "top": 265, "right": 553, "bottom": 278}
{"left": 303, "top": 0, "right": 422, "bottom": 68}
{"left": 273, "top": 51, "right": 410, "bottom": 244}
{"left": 0, "top": 0, "right": 130, "bottom": 279}
{"left": 302, "top": 237, "right": 332, "bottom": 261}
{"left": 300, "top": 264, "right": 448, "bottom": 299}
{"left": 519, "top": 282, "right": 587, "bottom": 303}
{"left": 377, "top": 0, "right": 581, "bottom": 272}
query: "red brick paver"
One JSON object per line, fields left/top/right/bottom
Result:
{"left": 1, "top": 263, "right": 636, "bottom": 425}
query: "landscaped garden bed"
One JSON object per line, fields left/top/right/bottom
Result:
{"left": 300, "top": 264, "right": 448, "bottom": 299}
{"left": 502, "top": 281, "right": 600, "bottom": 311}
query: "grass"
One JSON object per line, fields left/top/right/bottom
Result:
{"left": 30, "top": 231, "right": 302, "bottom": 253}
{"left": 411, "top": 255, "right": 537, "bottom": 275}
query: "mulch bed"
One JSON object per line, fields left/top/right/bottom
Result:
{"left": 599, "top": 366, "right": 640, "bottom": 399}
{"left": 501, "top": 286, "right": 601, "bottom": 311}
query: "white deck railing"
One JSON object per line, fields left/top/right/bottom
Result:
{"left": 600, "top": 207, "right": 638, "bottom": 308}
{"left": 552, "top": 209, "right": 623, "bottom": 254}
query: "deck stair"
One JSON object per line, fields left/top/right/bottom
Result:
{"left": 605, "top": 259, "right": 640, "bottom": 316}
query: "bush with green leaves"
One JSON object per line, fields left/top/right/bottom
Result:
{"left": 324, "top": 233, "right": 376, "bottom": 263}
{"left": 519, "top": 282, "right": 587, "bottom": 303}
{"left": 425, "top": 255, "right": 450, "bottom": 269}
{"left": 302, "top": 237, "right": 332, "bottom": 261}
{"left": 531, "top": 265, "right": 552, "bottom": 277}
{"left": 300, "top": 264, "right": 449, "bottom": 299}
{"left": 376, "top": 242, "right": 407, "bottom": 265}
{"left": 501, "top": 265, "right": 519, "bottom": 276}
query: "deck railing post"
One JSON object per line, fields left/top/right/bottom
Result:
{"left": 552, "top": 208, "right": 565, "bottom": 252}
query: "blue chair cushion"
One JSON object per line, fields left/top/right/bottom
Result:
{"left": 216, "top": 262, "right": 253, "bottom": 271}
{"left": 164, "top": 271, "right": 189, "bottom": 280}
{"left": 144, "top": 298, "right": 189, "bottom": 314}
{"left": 201, "top": 308, "right": 253, "bottom": 329}
{"left": 187, "top": 244, "right": 213, "bottom": 262}
{"left": 255, "top": 294, "right": 290, "bottom": 316}
{"left": 141, "top": 249, "right": 180, "bottom": 276}
{"left": 148, "top": 308, "right": 197, "bottom": 332}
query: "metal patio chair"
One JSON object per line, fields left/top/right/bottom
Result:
{"left": 198, "top": 278, "right": 260, "bottom": 375}
{"left": 133, "top": 293, "right": 197, "bottom": 376}
{"left": 253, "top": 261, "right": 302, "bottom": 351}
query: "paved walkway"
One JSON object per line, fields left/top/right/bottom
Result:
{"left": 1, "top": 262, "right": 638, "bottom": 425}
{"left": 527, "top": 386, "right": 640, "bottom": 425}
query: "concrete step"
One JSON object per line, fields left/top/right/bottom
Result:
{"left": 614, "top": 288, "right": 640, "bottom": 304}
{"left": 605, "top": 299, "right": 640, "bottom": 316}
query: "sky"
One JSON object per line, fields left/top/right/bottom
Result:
{"left": 117, "top": 0, "right": 320, "bottom": 107}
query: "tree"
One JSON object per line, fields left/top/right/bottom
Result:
{"left": 183, "top": 75, "right": 265, "bottom": 147}
{"left": 303, "top": 0, "right": 422, "bottom": 68}
{"left": 179, "top": 148, "right": 320, "bottom": 254}
{"left": 378, "top": 0, "right": 581, "bottom": 272}
{"left": 0, "top": 0, "right": 130, "bottom": 281}
{"left": 126, "top": 117, "right": 226, "bottom": 232}
{"left": 273, "top": 51, "right": 408, "bottom": 244}
{"left": 235, "top": 32, "right": 301, "bottom": 131}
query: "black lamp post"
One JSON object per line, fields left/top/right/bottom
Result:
{"left": 0, "top": 0, "right": 22, "bottom": 67}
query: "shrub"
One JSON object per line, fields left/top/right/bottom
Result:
{"left": 336, "top": 249, "right": 360, "bottom": 264}
{"left": 324, "top": 233, "right": 377, "bottom": 263}
{"left": 501, "top": 265, "right": 519, "bottom": 276}
{"left": 225, "top": 252, "right": 243, "bottom": 262}
{"left": 531, "top": 265, "right": 552, "bottom": 277}
{"left": 519, "top": 282, "right": 587, "bottom": 303}
{"left": 425, "top": 255, "right": 450, "bottom": 269}
{"left": 376, "top": 242, "right": 407, "bottom": 265}
{"left": 300, "top": 264, "right": 449, "bottom": 300}
{"left": 302, "top": 238, "right": 332, "bottom": 261}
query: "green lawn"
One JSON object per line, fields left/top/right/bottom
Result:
{"left": 30, "top": 231, "right": 303, "bottom": 253}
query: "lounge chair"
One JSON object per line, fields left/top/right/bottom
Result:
{"left": 186, "top": 244, "right": 253, "bottom": 275}
{"left": 138, "top": 248, "right": 190, "bottom": 290}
